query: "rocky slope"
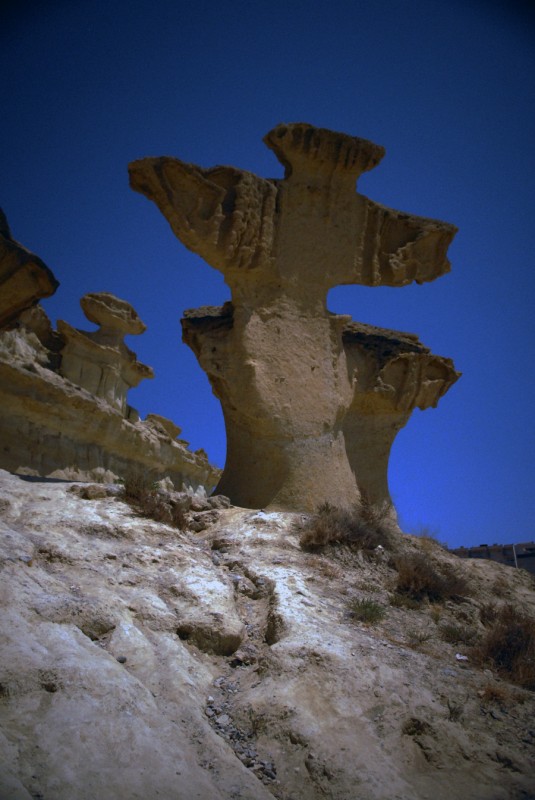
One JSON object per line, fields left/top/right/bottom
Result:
{"left": 0, "top": 469, "right": 534, "bottom": 800}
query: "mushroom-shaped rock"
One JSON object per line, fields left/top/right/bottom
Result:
{"left": 58, "top": 292, "right": 153, "bottom": 414}
{"left": 342, "top": 321, "right": 461, "bottom": 509}
{"left": 81, "top": 292, "right": 147, "bottom": 338}
{"left": 0, "top": 208, "right": 59, "bottom": 329}
{"left": 132, "top": 123, "right": 458, "bottom": 514}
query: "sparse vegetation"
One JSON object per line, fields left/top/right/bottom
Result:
{"left": 439, "top": 622, "right": 478, "bottom": 646}
{"left": 120, "top": 473, "right": 187, "bottom": 529}
{"left": 394, "top": 552, "right": 469, "bottom": 603}
{"left": 479, "top": 602, "right": 498, "bottom": 626}
{"left": 474, "top": 604, "right": 535, "bottom": 690}
{"left": 389, "top": 593, "right": 421, "bottom": 610}
{"left": 297, "top": 498, "right": 393, "bottom": 553}
{"left": 347, "top": 597, "right": 386, "bottom": 624}
{"left": 407, "top": 628, "right": 434, "bottom": 647}
{"left": 480, "top": 683, "right": 511, "bottom": 707}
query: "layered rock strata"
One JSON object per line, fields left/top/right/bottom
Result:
{"left": 0, "top": 208, "right": 59, "bottom": 329}
{"left": 0, "top": 214, "right": 219, "bottom": 490}
{"left": 131, "top": 122, "right": 458, "bottom": 512}
{"left": 0, "top": 311, "right": 218, "bottom": 490}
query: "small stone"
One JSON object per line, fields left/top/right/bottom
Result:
{"left": 116, "top": 656, "right": 127, "bottom": 664}
{"left": 216, "top": 714, "right": 231, "bottom": 727}
{"left": 205, "top": 708, "right": 215, "bottom": 718}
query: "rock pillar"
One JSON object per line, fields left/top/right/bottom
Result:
{"left": 130, "top": 123, "right": 458, "bottom": 512}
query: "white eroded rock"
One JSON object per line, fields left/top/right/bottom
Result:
{"left": 1, "top": 470, "right": 534, "bottom": 800}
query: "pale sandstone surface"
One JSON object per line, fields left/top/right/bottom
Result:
{"left": 0, "top": 209, "right": 59, "bottom": 330}
{"left": 0, "top": 312, "right": 219, "bottom": 491}
{"left": 182, "top": 306, "right": 459, "bottom": 514}
{"left": 130, "top": 122, "right": 458, "bottom": 513}
{"left": 1, "top": 470, "right": 534, "bottom": 800}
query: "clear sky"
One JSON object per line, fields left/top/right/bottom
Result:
{"left": 2, "top": 0, "right": 534, "bottom": 548}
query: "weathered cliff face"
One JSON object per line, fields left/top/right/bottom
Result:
{"left": 0, "top": 214, "right": 219, "bottom": 491}
{"left": 1, "top": 470, "right": 534, "bottom": 800}
{"left": 130, "top": 122, "right": 458, "bottom": 513}
{"left": 0, "top": 208, "right": 59, "bottom": 329}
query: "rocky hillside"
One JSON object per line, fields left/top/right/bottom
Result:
{"left": 0, "top": 469, "right": 534, "bottom": 800}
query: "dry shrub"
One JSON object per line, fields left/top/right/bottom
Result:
{"left": 474, "top": 604, "right": 535, "bottom": 690}
{"left": 439, "top": 622, "right": 478, "bottom": 646}
{"left": 407, "top": 629, "right": 434, "bottom": 647}
{"left": 480, "top": 683, "right": 511, "bottom": 706}
{"left": 297, "top": 499, "right": 393, "bottom": 553}
{"left": 479, "top": 602, "right": 498, "bottom": 627}
{"left": 347, "top": 597, "right": 386, "bottom": 624}
{"left": 121, "top": 474, "right": 187, "bottom": 529}
{"left": 394, "top": 552, "right": 470, "bottom": 603}
{"left": 389, "top": 593, "right": 421, "bottom": 610}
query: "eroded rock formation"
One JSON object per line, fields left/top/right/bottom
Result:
{"left": 0, "top": 214, "right": 219, "bottom": 490}
{"left": 182, "top": 306, "right": 460, "bottom": 511}
{"left": 0, "top": 208, "right": 59, "bottom": 329}
{"left": 58, "top": 292, "right": 154, "bottom": 414}
{"left": 1, "top": 470, "right": 534, "bottom": 800}
{"left": 131, "top": 122, "right": 458, "bottom": 512}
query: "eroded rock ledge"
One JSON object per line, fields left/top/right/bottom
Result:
{"left": 0, "top": 207, "right": 59, "bottom": 329}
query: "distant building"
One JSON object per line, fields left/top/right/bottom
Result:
{"left": 451, "top": 542, "right": 535, "bottom": 576}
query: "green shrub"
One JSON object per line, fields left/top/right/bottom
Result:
{"left": 474, "top": 604, "right": 535, "bottom": 690}
{"left": 394, "top": 552, "right": 469, "bottom": 603}
{"left": 297, "top": 498, "right": 393, "bottom": 552}
{"left": 347, "top": 598, "right": 386, "bottom": 624}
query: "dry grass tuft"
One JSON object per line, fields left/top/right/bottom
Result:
{"left": 473, "top": 604, "right": 535, "bottom": 690}
{"left": 120, "top": 474, "right": 187, "bottom": 529}
{"left": 297, "top": 498, "right": 393, "bottom": 553}
{"left": 347, "top": 597, "right": 386, "bottom": 625}
{"left": 394, "top": 552, "right": 470, "bottom": 603}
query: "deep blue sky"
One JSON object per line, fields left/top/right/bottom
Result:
{"left": 2, "top": 0, "right": 534, "bottom": 547}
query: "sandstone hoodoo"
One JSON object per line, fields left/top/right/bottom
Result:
{"left": 58, "top": 291, "right": 154, "bottom": 415}
{"left": 130, "top": 122, "right": 459, "bottom": 513}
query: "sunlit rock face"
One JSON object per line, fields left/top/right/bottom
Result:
{"left": 0, "top": 207, "right": 59, "bottom": 329}
{"left": 131, "top": 122, "right": 458, "bottom": 513}
{"left": 58, "top": 292, "right": 154, "bottom": 415}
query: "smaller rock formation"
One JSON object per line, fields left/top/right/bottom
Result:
{"left": 0, "top": 208, "right": 59, "bottom": 329}
{"left": 0, "top": 212, "right": 219, "bottom": 491}
{"left": 343, "top": 321, "right": 461, "bottom": 508}
{"left": 58, "top": 292, "right": 154, "bottom": 414}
